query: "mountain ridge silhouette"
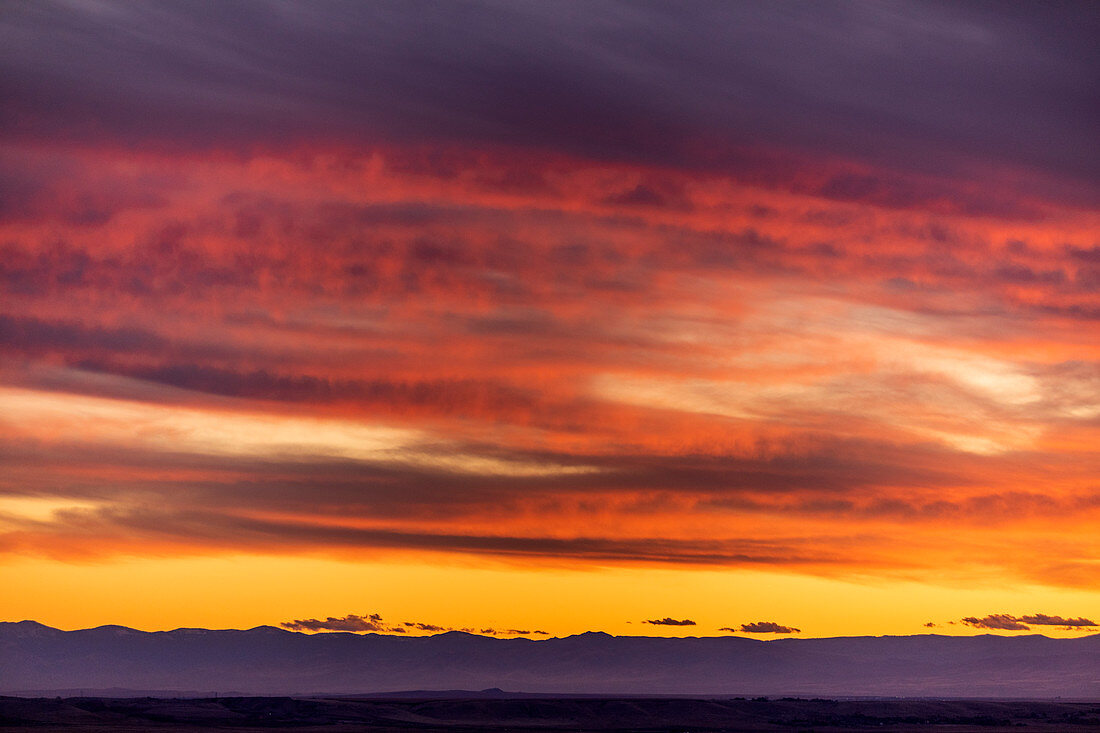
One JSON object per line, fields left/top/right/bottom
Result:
{"left": 3, "top": 621, "right": 1096, "bottom": 697}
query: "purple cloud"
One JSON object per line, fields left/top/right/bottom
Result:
{"left": 643, "top": 617, "right": 696, "bottom": 627}
{"left": 281, "top": 613, "right": 385, "bottom": 632}
{"left": 734, "top": 621, "right": 801, "bottom": 634}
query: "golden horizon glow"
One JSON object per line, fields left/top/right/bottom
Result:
{"left": 3, "top": 555, "right": 1097, "bottom": 639}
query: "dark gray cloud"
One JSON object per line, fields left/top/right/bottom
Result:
{"left": 2, "top": 1, "right": 1095, "bottom": 199}
{"left": 642, "top": 617, "right": 696, "bottom": 627}
{"left": 734, "top": 622, "right": 801, "bottom": 634}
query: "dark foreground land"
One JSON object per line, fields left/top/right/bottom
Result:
{"left": 1, "top": 695, "right": 1098, "bottom": 733}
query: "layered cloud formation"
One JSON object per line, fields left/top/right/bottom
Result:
{"left": 0, "top": 1, "right": 1097, "bottom": 614}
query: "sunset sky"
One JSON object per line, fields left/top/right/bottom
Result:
{"left": 1, "top": 1, "right": 1097, "bottom": 639}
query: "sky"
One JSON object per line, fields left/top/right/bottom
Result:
{"left": 1, "top": 0, "right": 1097, "bottom": 639}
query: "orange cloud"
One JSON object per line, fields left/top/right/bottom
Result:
{"left": 1, "top": 121, "right": 1096, "bottom": 598}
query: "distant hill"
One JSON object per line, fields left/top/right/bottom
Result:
{"left": 2, "top": 621, "right": 1097, "bottom": 697}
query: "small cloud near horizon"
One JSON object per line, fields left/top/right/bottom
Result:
{"left": 1019, "top": 614, "right": 1097, "bottom": 627}
{"left": 282, "top": 614, "right": 549, "bottom": 636}
{"left": 281, "top": 613, "right": 385, "bottom": 632}
{"left": 643, "top": 617, "right": 696, "bottom": 627}
{"left": 730, "top": 621, "right": 801, "bottom": 634}
{"left": 960, "top": 613, "right": 1097, "bottom": 631}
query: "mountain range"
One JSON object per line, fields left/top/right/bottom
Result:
{"left": 3, "top": 621, "right": 1097, "bottom": 698}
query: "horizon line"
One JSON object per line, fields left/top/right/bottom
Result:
{"left": 5, "top": 619, "right": 1097, "bottom": 642}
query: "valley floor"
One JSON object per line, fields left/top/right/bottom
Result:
{"left": 2, "top": 695, "right": 1099, "bottom": 732}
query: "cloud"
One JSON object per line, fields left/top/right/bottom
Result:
{"left": 278, "top": 615, "right": 551, "bottom": 636}
{"left": 0, "top": 498, "right": 866, "bottom": 568}
{"left": 960, "top": 614, "right": 1031, "bottom": 631}
{"left": 642, "top": 618, "right": 696, "bottom": 627}
{"left": 736, "top": 622, "right": 801, "bottom": 634}
{"left": 601, "top": 183, "right": 686, "bottom": 210}
{"left": 0, "top": 315, "right": 166, "bottom": 355}
{"left": 76, "top": 361, "right": 544, "bottom": 416}
{"left": 2, "top": 3, "right": 1099, "bottom": 604}
{"left": 1066, "top": 245, "right": 1100, "bottom": 263}
{"left": 281, "top": 613, "right": 384, "bottom": 633}
{"left": 3, "top": 0, "right": 1096, "bottom": 195}
{"left": 958, "top": 613, "right": 1098, "bottom": 631}
{"left": 963, "top": 611, "right": 1100, "bottom": 629}
{"left": 1018, "top": 614, "right": 1097, "bottom": 627}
